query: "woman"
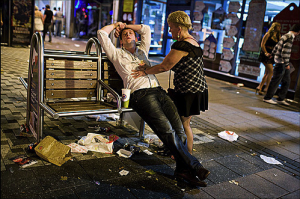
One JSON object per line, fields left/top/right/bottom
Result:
{"left": 34, "top": 6, "right": 44, "bottom": 33}
{"left": 132, "top": 11, "right": 208, "bottom": 154}
{"left": 256, "top": 22, "right": 281, "bottom": 95}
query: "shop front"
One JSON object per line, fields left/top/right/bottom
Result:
{"left": 135, "top": 0, "right": 300, "bottom": 99}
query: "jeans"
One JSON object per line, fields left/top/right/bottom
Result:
{"left": 55, "top": 20, "right": 62, "bottom": 36}
{"left": 43, "top": 23, "right": 52, "bottom": 42}
{"left": 264, "top": 64, "right": 290, "bottom": 101}
{"left": 130, "top": 87, "right": 202, "bottom": 172}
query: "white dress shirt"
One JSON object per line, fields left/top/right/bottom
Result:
{"left": 97, "top": 25, "right": 159, "bottom": 93}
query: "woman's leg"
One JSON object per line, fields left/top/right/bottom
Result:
{"left": 181, "top": 116, "right": 193, "bottom": 154}
{"left": 264, "top": 63, "right": 274, "bottom": 92}
{"left": 257, "top": 62, "right": 268, "bottom": 92}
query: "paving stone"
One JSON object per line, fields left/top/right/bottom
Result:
{"left": 32, "top": 161, "right": 92, "bottom": 192}
{"left": 215, "top": 154, "right": 263, "bottom": 176}
{"left": 202, "top": 181, "right": 258, "bottom": 199}
{"left": 73, "top": 181, "right": 137, "bottom": 199}
{"left": 256, "top": 168, "right": 300, "bottom": 192}
{"left": 201, "top": 160, "right": 241, "bottom": 184}
{"left": 237, "top": 174, "right": 289, "bottom": 198}
{"left": 280, "top": 189, "right": 300, "bottom": 199}
{"left": 38, "top": 188, "right": 78, "bottom": 199}
{"left": 1, "top": 165, "right": 45, "bottom": 197}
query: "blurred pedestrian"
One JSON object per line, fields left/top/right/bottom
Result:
{"left": 34, "top": 6, "right": 44, "bottom": 33}
{"left": 52, "top": 7, "right": 57, "bottom": 36}
{"left": 43, "top": 5, "right": 53, "bottom": 42}
{"left": 98, "top": 22, "right": 210, "bottom": 187}
{"left": 132, "top": 11, "right": 208, "bottom": 155}
{"left": 256, "top": 22, "right": 281, "bottom": 95}
{"left": 263, "top": 24, "right": 300, "bottom": 105}
{"left": 55, "top": 7, "right": 63, "bottom": 36}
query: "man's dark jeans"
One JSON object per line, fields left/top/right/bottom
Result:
{"left": 130, "top": 87, "right": 202, "bottom": 172}
{"left": 43, "top": 23, "right": 52, "bottom": 42}
{"left": 264, "top": 64, "right": 290, "bottom": 101}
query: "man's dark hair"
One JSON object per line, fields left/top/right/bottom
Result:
{"left": 58, "top": 7, "right": 61, "bottom": 11}
{"left": 46, "top": 5, "right": 50, "bottom": 9}
{"left": 120, "top": 28, "right": 137, "bottom": 40}
{"left": 290, "top": 24, "right": 300, "bottom": 32}
{"left": 54, "top": 7, "right": 56, "bottom": 10}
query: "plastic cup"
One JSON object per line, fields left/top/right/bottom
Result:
{"left": 121, "top": 89, "right": 131, "bottom": 108}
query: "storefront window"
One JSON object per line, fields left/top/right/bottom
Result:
{"left": 141, "top": 0, "right": 167, "bottom": 55}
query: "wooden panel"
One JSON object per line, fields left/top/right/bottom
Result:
{"left": 46, "top": 80, "right": 97, "bottom": 89}
{"left": 47, "top": 101, "right": 117, "bottom": 112}
{"left": 46, "top": 70, "right": 97, "bottom": 79}
{"left": 46, "top": 60, "right": 97, "bottom": 69}
{"left": 45, "top": 90, "right": 95, "bottom": 98}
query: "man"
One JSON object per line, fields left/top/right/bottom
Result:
{"left": 263, "top": 24, "right": 300, "bottom": 105}
{"left": 43, "top": 5, "right": 54, "bottom": 42}
{"left": 97, "top": 22, "right": 210, "bottom": 187}
{"left": 55, "top": 7, "right": 63, "bottom": 36}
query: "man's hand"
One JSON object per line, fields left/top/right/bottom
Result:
{"left": 286, "top": 65, "right": 290, "bottom": 70}
{"left": 114, "top": 22, "right": 126, "bottom": 38}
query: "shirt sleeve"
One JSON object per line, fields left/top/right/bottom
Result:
{"left": 97, "top": 30, "right": 119, "bottom": 63}
{"left": 136, "top": 25, "right": 151, "bottom": 57}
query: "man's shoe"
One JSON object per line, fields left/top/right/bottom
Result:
{"left": 195, "top": 167, "right": 210, "bottom": 181}
{"left": 174, "top": 171, "right": 207, "bottom": 187}
{"left": 263, "top": 99, "right": 277, "bottom": 104}
{"left": 277, "top": 100, "right": 290, "bottom": 106}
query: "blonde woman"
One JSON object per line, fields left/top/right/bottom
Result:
{"left": 132, "top": 11, "right": 208, "bottom": 155}
{"left": 256, "top": 22, "right": 281, "bottom": 95}
{"left": 34, "top": 6, "right": 44, "bottom": 33}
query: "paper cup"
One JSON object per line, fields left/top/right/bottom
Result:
{"left": 121, "top": 89, "right": 131, "bottom": 108}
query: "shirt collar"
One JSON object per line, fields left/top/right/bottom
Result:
{"left": 288, "top": 31, "right": 295, "bottom": 39}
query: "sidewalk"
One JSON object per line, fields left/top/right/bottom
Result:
{"left": 1, "top": 37, "right": 300, "bottom": 199}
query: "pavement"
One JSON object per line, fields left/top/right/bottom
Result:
{"left": 1, "top": 36, "right": 300, "bottom": 199}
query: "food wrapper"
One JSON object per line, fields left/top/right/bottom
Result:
{"left": 67, "top": 143, "right": 88, "bottom": 153}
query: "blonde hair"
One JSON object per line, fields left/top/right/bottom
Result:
{"left": 167, "top": 11, "right": 192, "bottom": 30}
{"left": 35, "top": 6, "right": 39, "bottom": 10}
{"left": 267, "top": 22, "right": 281, "bottom": 40}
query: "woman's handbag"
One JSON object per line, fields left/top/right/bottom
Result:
{"left": 167, "top": 71, "right": 176, "bottom": 101}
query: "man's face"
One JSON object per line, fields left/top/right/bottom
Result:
{"left": 121, "top": 29, "right": 136, "bottom": 45}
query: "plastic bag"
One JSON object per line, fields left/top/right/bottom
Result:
{"left": 78, "top": 133, "right": 114, "bottom": 154}
{"left": 218, "top": 131, "right": 238, "bottom": 142}
{"left": 144, "top": 134, "right": 164, "bottom": 147}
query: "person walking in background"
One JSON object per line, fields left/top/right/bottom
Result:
{"left": 34, "top": 6, "right": 44, "bottom": 33}
{"left": 98, "top": 22, "right": 210, "bottom": 187}
{"left": 52, "top": 7, "right": 57, "bottom": 37}
{"left": 132, "top": 11, "right": 208, "bottom": 155}
{"left": 41, "top": 7, "right": 45, "bottom": 15}
{"left": 256, "top": 22, "right": 281, "bottom": 95}
{"left": 263, "top": 24, "right": 300, "bottom": 105}
{"left": 55, "top": 7, "right": 63, "bottom": 36}
{"left": 43, "top": 5, "right": 53, "bottom": 42}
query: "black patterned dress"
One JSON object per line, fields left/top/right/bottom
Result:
{"left": 171, "top": 41, "right": 208, "bottom": 117}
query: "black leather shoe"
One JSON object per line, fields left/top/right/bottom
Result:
{"left": 196, "top": 167, "right": 210, "bottom": 181}
{"left": 174, "top": 171, "right": 207, "bottom": 187}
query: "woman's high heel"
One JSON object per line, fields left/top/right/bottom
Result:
{"left": 255, "top": 88, "right": 264, "bottom": 95}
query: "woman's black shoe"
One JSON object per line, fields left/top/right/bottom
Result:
{"left": 174, "top": 171, "right": 207, "bottom": 187}
{"left": 196, "top": 167, "right": 210, "bottom": 181}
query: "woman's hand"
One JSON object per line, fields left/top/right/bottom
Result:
{"left": 131, "top": 69, "right": 147, "bottom": 79}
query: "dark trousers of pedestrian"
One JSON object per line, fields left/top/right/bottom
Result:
{"left": 43, "top": 23, "right": 52, "bottom": 42}
{"left": 264, "top": 64, "right": 291, "bottom": 101}
{"left": 130, "top": 87, "right": 202, "bottom": 173}
{"left": 55, "top": 20, "right": 62, "bottom": 36}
